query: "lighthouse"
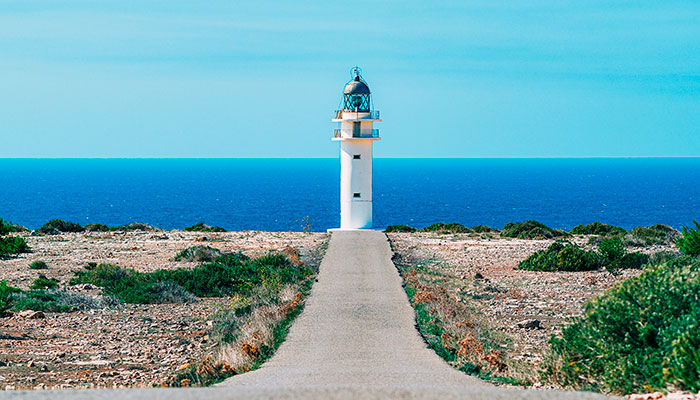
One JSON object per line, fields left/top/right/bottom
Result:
{"left": 332, "top": 67, "right": 381, "bottom": 230}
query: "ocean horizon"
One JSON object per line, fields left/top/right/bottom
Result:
{"left": 1, "top": 157, "right": 698, "bottom": 232}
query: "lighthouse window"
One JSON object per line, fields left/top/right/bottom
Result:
{"left": 353, "top": 154, "right": 361, "bottom": 159}
{"left": 353, "top": 192, "right": 361, "bottom": 198}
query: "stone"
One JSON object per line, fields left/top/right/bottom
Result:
{"left": 516, "top": 319, "right": 540, "bottom": 329}
{"left": 18, "top": 310, "right": 46, "bottom": 319}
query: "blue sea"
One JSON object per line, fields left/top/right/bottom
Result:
{"left": 0, "top": 158, "right": 698, "bottom": 232}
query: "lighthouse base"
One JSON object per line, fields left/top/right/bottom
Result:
{"left": 326, "top": 228, "right": 378, "bottom": 232}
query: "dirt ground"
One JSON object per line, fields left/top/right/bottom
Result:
{"left": 0, "top": 230, "right": 328, "bottom": 390}
{"left": 388, "top": 232, "right": 675, "bottom": 377}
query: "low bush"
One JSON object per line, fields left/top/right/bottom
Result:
{"left": 384, "top": 224, "right": 417, "bottom": 233}
{"left": 84, "top": 222, "right": 158, "bottom": 232}
{"left": 70, "top": 252, "right": 312, "bottom": 303}
{"left": 147, "top": 281, "right": 197, "bottom": 303}
{"left": 1, "top": 280, "right": 118, "bottom": 314}
{"left": 0, "top": 236, "right": 30, "bottom": 259}
{"left": 598, "top": 237, "right": 628, "bottom": 273}
{"left": 12, "top": 290, "right": 71, "bottom": 312}
{"left": 84, "top": 223, "right": 110, "bottom": 232}
{"left": 649, "top": 250, "right": 684, "bottom": 265}
{"left": 29, "top": 260, "right": 49, "bottom": 270}
{"left": 598, "top": 237, "right": 626, "bottom": 266}
{"left": 543, "top": 257, "right": 700, "bottom": 394}
{"left": 420, "top": 222, "right": 471, "bottom": 234}
{"left": 501, "top": 220, "right": 568, "bottom": 239}
{"left": 0, "top": 280, "right": 22, "bottom": 316}
{"left": 677, "top": 220, "right": 700, "bottom": 257}
{"left": 570, "top": 222, "right": 626, "bottom": 236}
{"left": 518, "top": 242, "right": 601, "bottom": 272}
{"left": 30, "top": 276, "right": 59, "bottom": 290}
{"left": 0, "top": 218, "right": 23, "bottom": 235}
{"left": 112, "top": 222, "right": 158, "bottom": 232}
{"left": 629, "top": 224, "right": 680, "bottom": 246}
{"left": 522, "top": 237, "right": 649, "bottom": 273}
{"left": 54, "top": 291, "right": 120, "bottom": 310}
{"left": 173, "top": 246, "right": 223, "bottom": 262}
{"left": 184, "top": 222, "right": 227, "bottom": 233}
{"left": 471, "top": 225, "right": 498, "bottom": 233}
{"left": 38, "top": 218, "right": 85, "bottom": 235}
{"left": 620, "top": 252, "right": 650, "bottom": 270}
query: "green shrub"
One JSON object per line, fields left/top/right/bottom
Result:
{"left": 419, "top": 222, "right": 471, "bottom": 234}
{"left": 0, "top": 236, "right": 30, "bottom": 259}
{"left": 183, "top": 222, "right": 227, "bottom": 232}
{"left": 598, "top": 237, "right": 627, "bottom": 273}
{"left": 70, "top": 252, "right": 312, "bottom": 303}
{"left": 501, "top": 220, "right": 568, "bottom": 239}
{"left": 110, "top": 222, "right": 158, "bottom": 232}
{"left": 0, "top": 218, "right": 23, "bottom": 235}
{"left": 38, "top": 218, "right": 84, "bottom": 235}
{"left": 84, "top": 223, "right": 110, "bottom": 232}
{"left": 621, "top": 252, "right": 650, "bottom": 270}
{"left": 519, "top": 242, "right": 601, "bottom": 272}
{"left": 677, "top": 220, "right": 700, "bottom": 257}
{"left": 55, "top": 291, "right": 120, "bottom": 310}
{"left": 0, "top": 280, "right": 22, "bottom": 316}
{"left": 471, "top": 225, "right": 498, "bottom": 233}
{"left": 570, "top": 222, "right": 627, "bottom": 236}
{"left": 544, "top": 257, "right": 700, "bottom": 394}
{"left": 12, "top": 290, "right": 71, "bottom": 312}
{"left": 29, "top": 260, "right": 49, "bottom": 270}
{"left": 384, "top": 224, "right": 417, "bottom": 233}
{"left": 173, "top": 245, "right": 222, "bottom": 262}
{"left": 30, "top": 276, "right": 59, "bottom": 290}
{"left": 84, "top": 222, "right": 158, "bottom": 232}
{"left": 649, "top": 250, "right": 684, "bottom": 265}
{"left": 629, "top": 224, "right": 680, "bottom": 246}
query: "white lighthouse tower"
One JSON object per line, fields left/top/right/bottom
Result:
{"left": 332, "top": 67, "right": 381, "bottom": 230}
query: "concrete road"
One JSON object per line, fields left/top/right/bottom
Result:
{"left": 3, "top": 231, "right": 612, "bottom": 399}
{"left": 216, "top": 230, "right": 609, "bottom": 399}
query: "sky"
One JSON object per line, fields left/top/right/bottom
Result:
{"left": 1, "top": 0, "right": 699, "bottom": 158}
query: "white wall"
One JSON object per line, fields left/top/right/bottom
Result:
{"left": 339, "top": 140, "right": 373, "bottom": 229}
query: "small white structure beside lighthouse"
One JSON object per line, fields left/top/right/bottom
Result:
{"left": 332, "top": 67, "right": 381, "bottom": 230}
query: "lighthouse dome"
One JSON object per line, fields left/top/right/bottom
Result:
{"left": 344, "top": 76, "right": 371, "bottom": 95}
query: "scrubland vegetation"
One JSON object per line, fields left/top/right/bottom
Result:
{"left": 1, "top": 279, "right": 118, "bottom": 315}
{"left": 399, "top": 265, "right": 520, "bottom": 384}
{"left": 518, "top": 237, "right": 649, "bottom": 273}
{"left": 500, "top": 220, "right": 568, "bottom": 239}
{"left": 391, "top": 219, "right": 700, "bottom": 396}
{"left": 0, "top": 219, "right": 324, "bottom": 388}
{"left": 0, "top": 218, "right": 29, "bottom": 259}
{"left": 165, "top": 247, "right": 315, "bottom": 386}
{"left": 61, "top": 246, "right": 316, "bottom": 386}
{"left": 183, "top": 222, "right": 227, "bottom": 232}
{"left": 385, "top": 222, "right": 497, "bottom": 234}
{"left": 37, "top": 218, "right": 158, "bottom": 234}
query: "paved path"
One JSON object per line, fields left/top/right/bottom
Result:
{"left": 215, "top": 230, "right": 611, "bottom": 399}
{"left": 3, "top": 231, "right": 612, "bottom": 399}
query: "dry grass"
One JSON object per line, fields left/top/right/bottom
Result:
{"left": 400, "top": 264, "right": 537, "bottom": 386}
{"left": 218, "top": 285, "right": 298, "bottom": 370}
{"left": 165, "top": 245, "right": 321, "bottom": 387}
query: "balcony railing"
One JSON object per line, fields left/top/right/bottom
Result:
{"left": 333, "top": 110, "right": 380, "bottom": 119}
{"left": 333, "top": 129, "right": 380, "bottom": 138}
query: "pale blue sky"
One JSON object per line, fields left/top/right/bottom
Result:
{"left": 1, "top": 1, "right": 699, "bottom": 157}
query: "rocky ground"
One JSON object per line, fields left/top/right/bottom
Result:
{"left": 388, "top": 232, "right": 675, "bottom": 380}
{"left": 0, "top": 230, "right": 328, "bottom": 390}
